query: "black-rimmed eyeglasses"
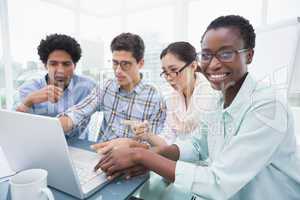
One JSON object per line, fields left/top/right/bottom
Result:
{"left": 111, "top": 60, "right": 134, "bottom": 71}
{"left": 198, "top": 48, "right": 249, "bottom": 66}
{"left": 160, "top": 61, "right": 193, "bottom": 78}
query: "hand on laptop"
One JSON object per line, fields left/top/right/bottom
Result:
{"left": 106, "top": 165, "right": 148, "bottom": 181}
{"left": 94, "top": 146, "right": 146, "bottom": 180}
{"left": 123, "top": 165, "right": 148, "bottom": 180}
{"left": 90, "top": 138, "right": 149, "bottom": 155}
{"left": 91, "top": 138, "right": 133, "bottom": 154}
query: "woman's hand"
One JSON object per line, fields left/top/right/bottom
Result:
{"left": 94, "top": 147, "right": 142, "bottom": 177}
{"left": 123, "top": 165, "right": 149, "bottom": 179}
{"left": 100, "top": 165, "right": 149, "bottom": 181}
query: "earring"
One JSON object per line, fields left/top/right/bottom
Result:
{"left": 247, "top": 56, "right": 252, "bottom": 64}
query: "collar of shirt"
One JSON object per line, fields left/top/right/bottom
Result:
{"left": 221, "top": 73, "right": 257, "bottom": 121}
{"left": 114, "top": 73, "right": 145, "bottom": 95}
{"left": 168, "top": 72, "right": 202, "bottom": 113}
{"left": 163, "top": 73, "right": 218, "bottom": 134}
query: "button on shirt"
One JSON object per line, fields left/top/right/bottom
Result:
{"left": 19, "top": 74, "right": 96, "bottom": 137}
{"left": 64, "top": 76, "right": 166, "bottom": 142}
{"left": 175, "top": 74, "right": 300, "bottom": 200}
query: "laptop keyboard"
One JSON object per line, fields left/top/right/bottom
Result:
{"left": 68, "top": 146, "right": 105, "bottom": 186}
{"left": 74, "top": 162, "right": 104, "bottom": 185}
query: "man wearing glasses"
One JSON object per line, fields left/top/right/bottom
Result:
{"left": 59, "top": 33, "right": 166, "bottom": 142}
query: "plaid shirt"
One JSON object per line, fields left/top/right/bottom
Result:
{"left": 65, "top": 76, "right": 166, "bottom": 142}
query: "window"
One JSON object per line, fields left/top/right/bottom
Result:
{"left": 79, "top": 14, "right": 122, "bottom": 81}
{"left": 127, "top": 6, "right": 174, "bottom": 86}
{"left": 0, "top": 27, "right": 2, "bottom": 58}
{"left": 7, "top": 0, "right": 76, "bottom": 103}
{"left": 127, "top": 6, "right": 173, "bottom": 45}
{"left": 0, "top": 24, "right": 4, "bottom": 108}
{"left": 126, "top": 0, "right": 171, "bottom": 11}
{"left": 267, "top": 0, "right": 300, "bottom": 24}
{"left": 188, "top": 0, "right": 262, "bottom": 49}
{"left": 80, "top": 0, "right": 122, "bottom": 16}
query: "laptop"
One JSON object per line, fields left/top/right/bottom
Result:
{"left": 0, "top": 109, "right": 109, "bottom": 199}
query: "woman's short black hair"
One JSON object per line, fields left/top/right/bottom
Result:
{"left": 110, "top": 33, "right": 145, "bottom": 62}
{"left": 37, "top": 33, "right": 82, "bottom": 64}
{"left": 201, "top": 15, "right": 256, "bottom": 49}
{"left": 160, "top": 41, "right": 197, "bottom": 64}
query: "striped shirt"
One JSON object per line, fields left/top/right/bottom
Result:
{"left": 64, "top": 76, "right": 166, "bottom": 142}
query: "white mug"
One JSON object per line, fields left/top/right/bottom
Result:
{"left": 10, "top": 168, "right": 54, "bottom": 200}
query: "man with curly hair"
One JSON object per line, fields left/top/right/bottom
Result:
{"left": 16, "top": 33, "right": 96, "bottom": 137}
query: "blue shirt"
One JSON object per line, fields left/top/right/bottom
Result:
{"left": 19, "top": 74, "right": 96, "bottom": 137}
{"left": 64, "top": 75, "right": 166, "bottom": 142}
{"left": 175, "top": 73, "right": 300, "bottom": 200}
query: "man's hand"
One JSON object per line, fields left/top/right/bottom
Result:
{"left": 123, "top": 120, "right": 151, "bottom": 141}
{"left": 129, "top": 121, "right": 153, "bottom": 142}
{"left": 123, "top": 120, "right": 166, "bottom": 147}
{"left": 58, "top": 115, "right": 74, "bottom": 133}
{"left": 28, "top": 85, "right": 63, "bottom": 105}
{"left": 90, "top": 138, "right": 148, "bottom": 155}
{"left": 17, "top": 85, "right": 63, "bottom": 112}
